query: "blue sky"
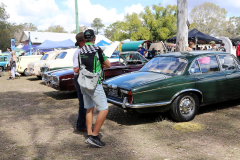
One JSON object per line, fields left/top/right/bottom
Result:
{"left": 0, "top": 0, "right": 239, "bottom": 33}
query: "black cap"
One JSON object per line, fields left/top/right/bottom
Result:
{"left": 84, "top": 29, "right": 95, "bottom": 39}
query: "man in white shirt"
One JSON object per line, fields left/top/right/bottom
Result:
{"left": 72, "top": 32, "right": 87, "bottom": 132}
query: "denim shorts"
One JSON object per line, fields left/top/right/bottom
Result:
{"left": 81, "top": 84, "right": 108, "bottom": 111}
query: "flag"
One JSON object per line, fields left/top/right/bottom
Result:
{"left": 29, "top": 32, "right": 32, "bottom": 55}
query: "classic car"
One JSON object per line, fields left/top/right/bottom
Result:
{"left": 102, "top": 51, "right": 240, "bottom": 122}
{"left": 39, "top": 48, "right": 76, "bottom": 75}
{"left": 0, "top": 56, "right": 8, "bottom": 71}
{"left": 26, "top": 50, "right": 61, "bottom": 79}
{"left": 16, "top": 55, "right": 43, "bottom": 75}
{"left": 44, "top": 51, "right": 149, "bottom": 91}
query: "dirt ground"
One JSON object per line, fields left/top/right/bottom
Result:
{"left": 0, "top": 74, "right": 240, "bottom": 160}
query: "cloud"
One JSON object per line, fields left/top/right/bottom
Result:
{"left": 0, "top": 0, "right": 125, "bottom": 33}
{"left": 124, "top": 3, "right": 144, "bottom": 15}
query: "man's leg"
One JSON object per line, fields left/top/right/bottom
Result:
{"left": 73, "top": 76, "right": 86, "bottom": 130}
{"left": 86, "top": 108, "right": 94, "bottom": 135}
{"left": 92, "top": 109, "right": 108, "bottom": 136}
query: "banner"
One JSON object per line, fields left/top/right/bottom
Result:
{"left": 11, "top": 38, "right": 15, "bottom": 51}
{"left": 29, "top": 32, "right": 32, "bottom": 55}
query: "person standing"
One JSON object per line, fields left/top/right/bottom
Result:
{"left": 210, "top": 41, "right": 218, "bottom": 51}
{"left": 6, "top": 47, "right": 12, "bottom": 80}
{"left": 137, "top": 44, "right": 147, "bottom": 56}
{"left": 236, "top": 43, "right": 240, "bottom": 61}
{"left": 187, "top": 42, "right": 194, "bottom": 51}
{"left": 73, "top": 32, "right": 87, "bottom": 132}
{"left": 80, "top": 29, "right": 110, "bottom": 148}
{"left": 10, "top": 51, "right": 20, "bottom": 80}
{"left": 218, "top": 43, "right": 226, "bottom": 52}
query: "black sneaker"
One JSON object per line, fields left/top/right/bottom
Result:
{"left": 86, "top": 135, "right": 105, "bottom": 148}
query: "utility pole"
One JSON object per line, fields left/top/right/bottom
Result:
{"left": 176, "top": 0, "right": 188, "bottom": 52}
{"left": 75, "top": 0, "right": 79, "bottom": 34}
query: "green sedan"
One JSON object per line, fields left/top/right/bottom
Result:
{"left": 102, "top": 51, "right": 240, "bottom": 122}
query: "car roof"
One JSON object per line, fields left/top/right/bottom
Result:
{"left": 157, "top": 51, "right": 230, "bottom": 59}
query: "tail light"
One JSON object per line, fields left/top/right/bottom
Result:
{"left": 128, "top": 91, "right": 133, "bottom": 104}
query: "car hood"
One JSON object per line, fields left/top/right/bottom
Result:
{"left": 28, "top": 60, "right": 45, "bottom": 68}
{"left": 104, "top": 71, "right": 171, "bottom": 90}
{"left": 52, "top": 68, "right": 74, "bottom": 77}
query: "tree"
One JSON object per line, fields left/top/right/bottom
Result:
{"left": 70, "top": 25, "right": 89, "bottom": 34}
{"left": 91, "top": 18, "right": 104, "bottom": 35}
{"left": 0, "top": 3, "right": 12, "bottom": 51}
{"left": 45, "top": 25, "right": 68, "bottom": 33}
{"left": 189, "top": 2, "right": 227, "bottom": 37}
{"left": 176, "top": 0, "right": 188, "bottom": 52}
{"left": 140, "top": 3, "right": 177, "bottom": 41}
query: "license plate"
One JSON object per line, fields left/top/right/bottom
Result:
{"left": 108, "top": 88, "right": 118, "bottom": 97}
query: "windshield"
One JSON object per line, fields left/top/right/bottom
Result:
{"left": 55, "top": 52, "right": 67, "bottom": 59}
{"left": 119, "top": 52, "right": 148, "bottom": 65}
{"left": 41, "top": 54, "right": 49, "bottom": 60}
{"left": 140, "top": 56, "right": 188, "bottom": 75}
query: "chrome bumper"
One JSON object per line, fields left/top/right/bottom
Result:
{"left": 107, "top": 97, "right": 171, "bottom": 109}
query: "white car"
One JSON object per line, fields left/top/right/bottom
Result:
{"left": 16, "top": 55, "right": 42, "bottom": 75}
{"left": 27, "top": 50, "right": 62, "bottom": 78}
{"left": 40, "top": 48, "right": 76, "bottom": 75}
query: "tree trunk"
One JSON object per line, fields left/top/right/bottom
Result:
{"left": 176, "top": 0, "right": 188, "bottom": 52}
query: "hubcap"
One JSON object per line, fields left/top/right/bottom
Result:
{"left": 179, "top": 96, "right": 195, "bottom": 116}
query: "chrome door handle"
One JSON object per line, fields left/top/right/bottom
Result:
{"left": 198, "top": 77, "right": 204, "bottom": 80}
{"left": 227, "top": 73, "right": 232, "bottom": 75}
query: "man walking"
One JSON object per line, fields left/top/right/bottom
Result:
{"left": 73, "top": 32, "right": 87, "bottom": 132}
{"left": 6, "top": 47, "right": 12, "bottom": 80}
{"left": 79, "top": 29, "right": 110, "bottom": 147}
{"left": 210, "top": 41, "right": 218, "bottom": 51}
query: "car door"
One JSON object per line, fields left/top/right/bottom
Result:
{"left": 194, "top": 55, "right": 227, "bottom": 103}
{"left": 218, "top": 54, "right": 240, "bottom": 98}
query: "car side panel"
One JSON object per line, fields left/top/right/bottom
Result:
{"left": 132, "top": 75, "right": 196, "bottom": 104}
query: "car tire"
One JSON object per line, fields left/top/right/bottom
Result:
{"left": 37, "top": 76, "right": 42, "bottom": 79}
{"left": 0, "top": 66, "right": 3, "bottom": 72}
{"left": 170, "top": 92, "right": 199, "bottom": 122}
{"left": 23, "top": 69, "right": 28, "bottom": 76}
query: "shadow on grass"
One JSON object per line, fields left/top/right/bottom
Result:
{"left": 43, "top": 91, "right": 77, "bottom": 100}
{"left": 26, "top": 76, "right": 41, "bottom": 81}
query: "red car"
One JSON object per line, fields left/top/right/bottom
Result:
{"left": 45, "top": 52, "right": 149, "bottom": 91}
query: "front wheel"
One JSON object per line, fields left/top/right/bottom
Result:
{"left": 170, "top": 92, "right": 199, "bottom": 122}
{"left": 23, "top": 69, "right": 28, "bottom": 76}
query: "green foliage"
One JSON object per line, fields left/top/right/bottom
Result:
{"left": 71, "top": 25, "right": 89, "bottom": 34}
{"left": 91, "top": 18, "right": 104, "bottom": 35}
{"left": 109, "top": 4, "right": 177, "bottom": 42}
{"left": 141, "top": 4, "right": 177, "bottom": 41}
{"left": 45, "top": 25, "right": 67, "bottom": 33}
{"left": 189, "top": 2, "right": 228, "bottom": 36}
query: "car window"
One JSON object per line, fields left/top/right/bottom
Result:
{"left": 198, "top": 56, "right": 220, "bottom": 73}
{"left": 119, "top": 53, "right": 147, "bottom": 65}
{"left": 55, "top": 52, "right": 67, "bottom": 59}
{"left": 41, "top": 54, "right": 49, "bottom": 60}
{"left": 190, "top": 60, "right": 201, "bottom": 74}
{"left": 140, "top": 56, "right": 187, "bottom": 75}
{"left": 0, "top": 57, "right": 4, "bottom": 61}
{"left": 218, "top": 55, "right": 236, "bottom": 71}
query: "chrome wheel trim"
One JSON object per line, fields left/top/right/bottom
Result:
{"left": 179, "top": 96, "right": 195, "bottom": 116}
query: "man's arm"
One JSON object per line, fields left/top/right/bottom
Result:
{"left": 102, "top": 59, "right": 111, "bottom": 68}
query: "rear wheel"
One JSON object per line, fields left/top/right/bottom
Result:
{"left": 37, "top": 76, "right": 42, "bottom": 79}
{"left": 170, "top": 92, "right": 199, "bottom": 122}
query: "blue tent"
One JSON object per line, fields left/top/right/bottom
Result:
{"left": 167, "top": 29, "right": 222, "bottom": 44}
{"left": 96, "top": 40, "right": 110, "bottom": 46}
{"left": 35, "top": 39, "right": 75, "bottom": 49}
{"left": 22, "top": 45, "right": 39, "bottom": 52}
